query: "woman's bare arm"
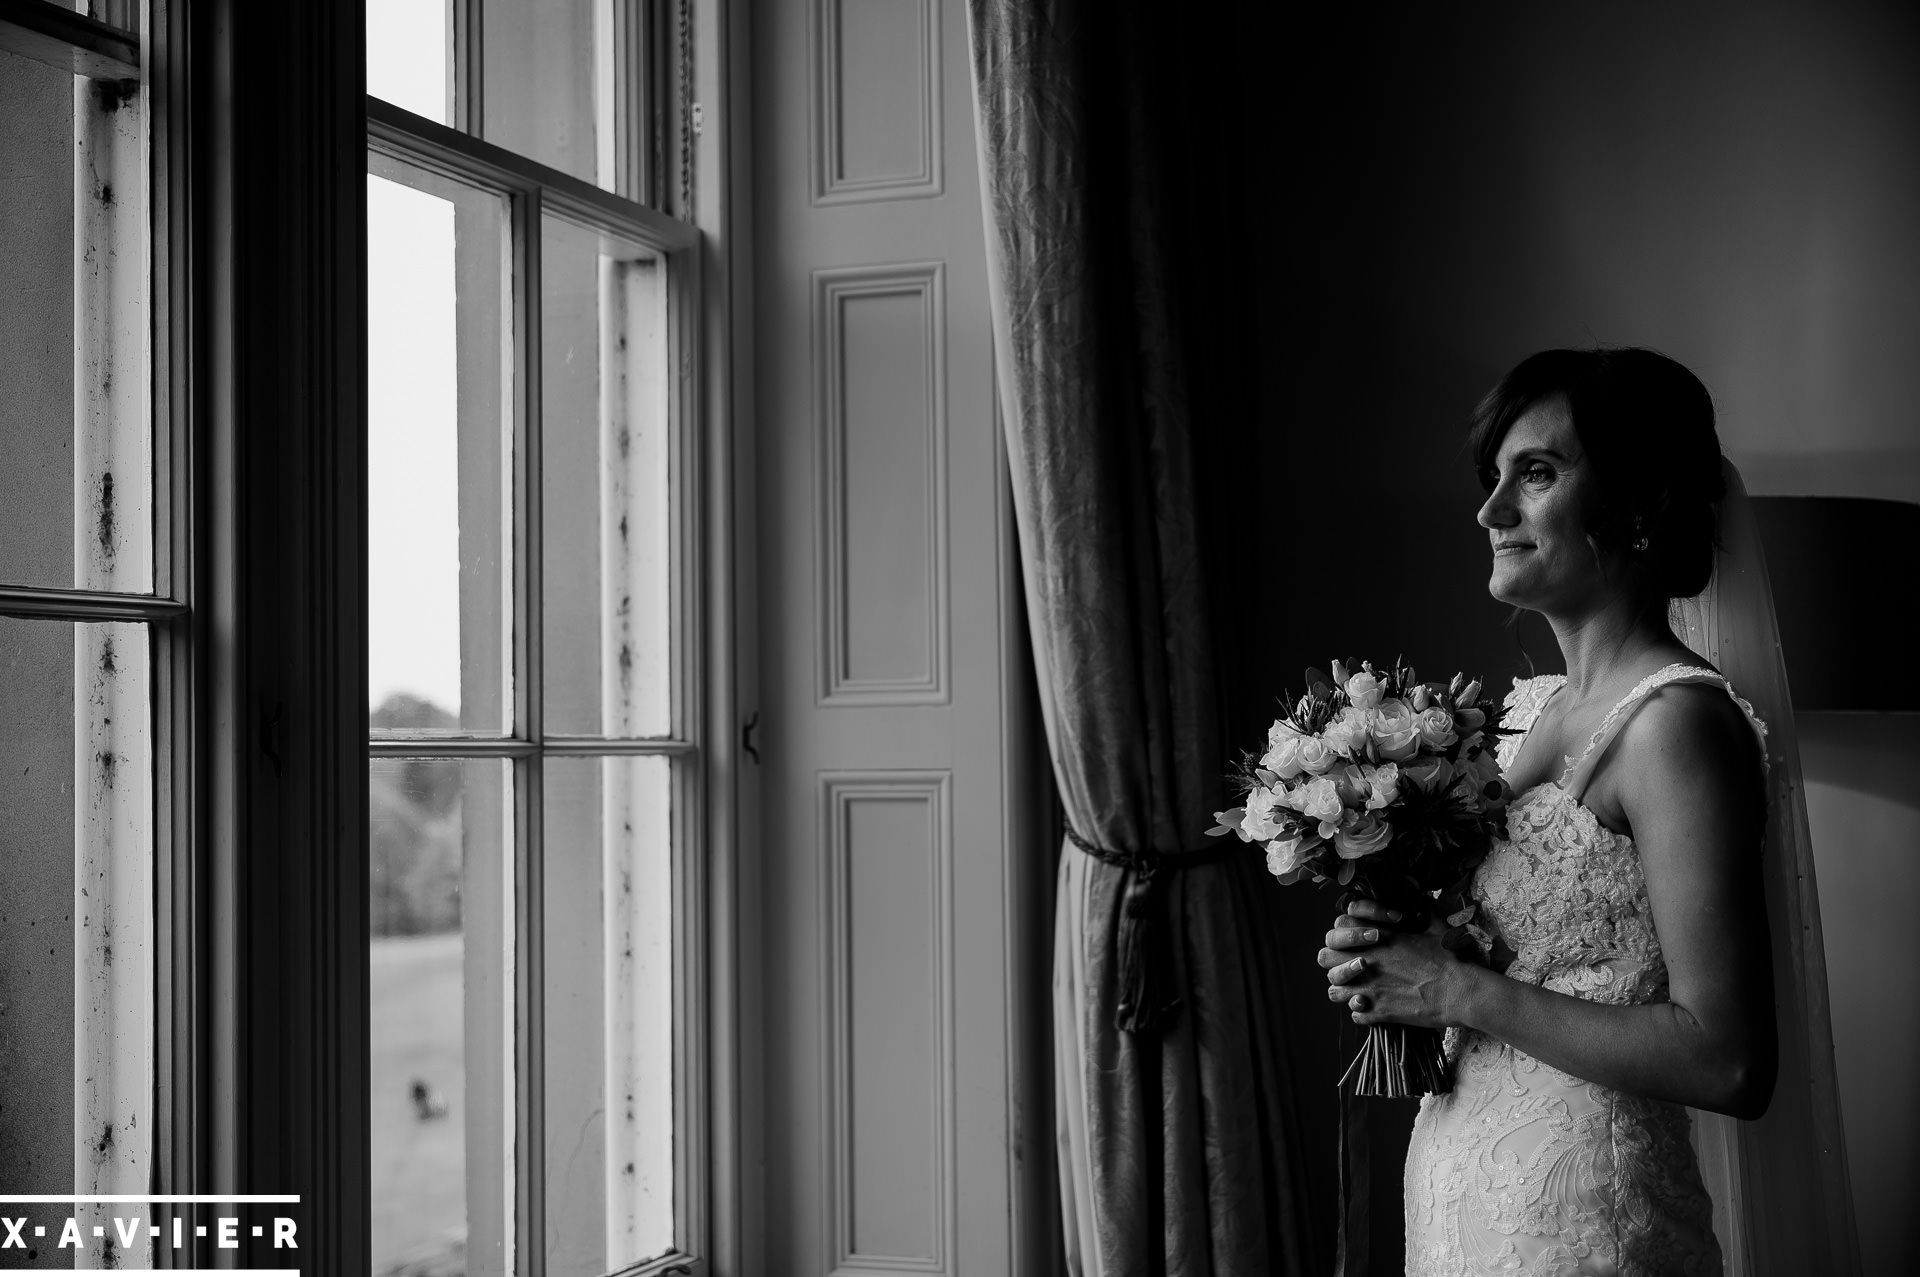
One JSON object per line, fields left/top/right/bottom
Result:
{"left": 1324, "top": 683, "right": 1777, "bottom": 1119}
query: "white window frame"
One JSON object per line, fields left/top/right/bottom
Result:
{"left": 5, "top": 0, "right": 746, "bottom": 1270}
{"left": 366, "top": 63, "right": 710, "bottom": 1277}
{"left": 0, "top": 4, "right": 189, "bottom": 1263}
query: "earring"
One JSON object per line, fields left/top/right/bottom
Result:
{"left": 1632, "top": 534, "right": 1650, "bottom": 553}
{"left": 1631, "top": 516, "right": 1649, "bottom": 554}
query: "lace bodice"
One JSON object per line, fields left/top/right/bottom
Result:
{"left": 1478, "top": 666, "right": 1766, "bottom": 1006}
{"left": 1404, "top": 665, "right": 1766, "bottom": 1276}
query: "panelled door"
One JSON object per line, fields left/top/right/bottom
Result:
{"left": 750, "top": 0, "right": 1041, "bottom": 1272}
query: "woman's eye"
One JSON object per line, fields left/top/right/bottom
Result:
{"left": 1522, "top": 465, "right": 1555, "bottom": 485}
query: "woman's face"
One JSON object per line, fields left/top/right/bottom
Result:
{"left": 1476, "top": 397, "right": 1623, "bottom": 614}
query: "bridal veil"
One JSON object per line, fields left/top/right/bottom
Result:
{"left": 1670, "top": 460, "right": 1861, "bottom": 1273}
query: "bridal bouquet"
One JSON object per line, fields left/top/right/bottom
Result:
{"left": 1209, "top": 658, "right": 1511, "bottom": 1097}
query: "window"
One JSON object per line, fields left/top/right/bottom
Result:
{"left": 0, "top": 1, "right": 178, "bottom": 1265}
{"left": 364, "top": 6, "right": 704, "bottom": 1276}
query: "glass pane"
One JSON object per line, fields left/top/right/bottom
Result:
{"left": 369, "top": 756, "right": 514, "bottom": 1277}
{"left": 0, "top": 44, "right": 153, "bottom": 593}
{"left": 543, "top": 755, "right": 675, "bottom": 1273}
{"left": 367, "top": 0, "right": 451, "bottom": 123}
{"left": 0, "top": 617, "right": 153, "bottom": 1265}
{"left": 71, "top": 0, "right": 140, "bottom": 30}
{"left": 368, "top": 154, "right": 513, "bottom": 737}
{"left": 542, "top": 214, "right": 672, "bottom": 737}
{"left": 480, "top": 0, "right": 608, "bottom": 189}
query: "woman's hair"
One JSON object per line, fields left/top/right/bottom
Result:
{"left": 1469, "top": 347, "right": 1726, "bottom": 600}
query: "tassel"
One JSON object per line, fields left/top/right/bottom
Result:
{"left": 1061, "top": 822, "right": 1241, "bottom": 1035}
{"left": 1113, "top": 864, "right": 1181, "bottom": 1033}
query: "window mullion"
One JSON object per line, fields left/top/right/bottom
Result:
{"left": 453, "top": 0, "right": 482, "bottom": 137}
{"left": 0, "top": 2, "right": 139, "bottom": 79}
{"left": 666, "top": 239, "right": 706, "bottom": 1266}
{"left": 514, "top": 181, "right": 547, "bottom": 1277}
{"left": 0, "top": 585, "right": 187, "bottom": 621}
{"left": 368, "top": 97, "right": 695, "bottom": 258}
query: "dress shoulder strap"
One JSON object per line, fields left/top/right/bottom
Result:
{"left": 1504, "top": 673, "right": 1568, "bottom": 734}
{"left": 1560, "top": 662, "right": 1769, "bottom": 799}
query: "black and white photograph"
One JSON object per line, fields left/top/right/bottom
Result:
{"left": 1, "top": 0, "right": 1915, "bottom": 1274}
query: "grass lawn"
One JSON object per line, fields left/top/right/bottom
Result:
{"left": 371, "top": 931, "right": 467, "bottom": 1276}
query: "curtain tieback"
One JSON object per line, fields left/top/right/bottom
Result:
{"left": 1063, "top": 824, "right": 1244, "bottom": 1035}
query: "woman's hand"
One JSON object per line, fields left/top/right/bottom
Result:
{"left": 1320, "top": 898, "right": 1477, "bottom": 1031}
{"left": 1316, "top": 898, "right": 1399, "bottom": 1012}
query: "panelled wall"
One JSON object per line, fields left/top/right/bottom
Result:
{"left": 751, "top": 0, "right": 1044, "bottom": 1273}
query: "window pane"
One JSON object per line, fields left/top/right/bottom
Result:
{"left": 369, "top": 756, "right": 514, "bottom": 1277}
{"left": 541, "top": 214, "right": 673, "bottom": 738}
{"left": 0, "top": 616, "right": 153, "bottom": 1265}
{"left": 368, "top": 155, "right": 513, "bottom": 737}
{"left": 543, "top": 755, "right": 675, "bottom": 1272}
{"left": 51, "top": 1, "right": 141, "bottom": 29}
{"left": 480, "top": 0, "right": 610, "bottom": 190}
{"left": 0, "top": 44, "right": 152, "bottom": 594}
{"left": 367, "top": 0, "right": 451, "bottom": 123}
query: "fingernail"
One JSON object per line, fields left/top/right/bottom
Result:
{"left": 1386, "top": 910, "right": 1403, "bottom": 922}
{"left": 1363, "top": 929, "right": 1379, "bottom": 942}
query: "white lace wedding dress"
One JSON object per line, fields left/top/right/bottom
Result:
{"left": 1403, "top": 664, "right": 1767, "bottom": 1276}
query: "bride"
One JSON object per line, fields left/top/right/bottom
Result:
{"left": 1318, "top": 347, "right": 1853, "bottom": 1274}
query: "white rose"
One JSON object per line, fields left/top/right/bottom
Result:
{"left": 1322, "top": 706, "right": 1372, "bottom": 759}
{"left": 1295, "top": 735, "right": 1338, "bottom": 776}
{"left": 1370, "top": 698, "right": 1420, "bottom": 762}
{"left": 1334, "top": 810, "right": 1394, "bottom": 859}
{"left": 1294, "top": 775, "right": 1344, "bottom": 834}
{"left": 1267, "top": 718, "right": 1304, "bottom": 750}
{"left": 1415, "top": 706, "right": 1459, "bottom": 750}
{"left": 1362, "top": 761, "right": 1401, "bottom": 810}
{"left": 1266, "top": 833, "right": 1317, "bottom": 879}
{"left": 1344, "top": 670, "right": 1384, "bottom": 710}
{"left": 1242, "top": 787, "right": 1287, "bottom": 841}
{"left": 1261, "top": 732, "right": 1305, "bottom": 780}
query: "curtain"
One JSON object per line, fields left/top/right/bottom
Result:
{"left": 967, "top": 3, "right": 1323, "bottom": 1272}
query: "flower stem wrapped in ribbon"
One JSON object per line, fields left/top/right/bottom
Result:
{"left": 1209, "top": 657, "right": 1511, "bottom": 1097}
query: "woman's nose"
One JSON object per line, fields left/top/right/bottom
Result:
{"left": 1476, "top": 484, "right": 1516, "bottom": 531}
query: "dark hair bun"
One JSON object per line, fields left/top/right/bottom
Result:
{"left": 1470, "top": 347, "right": 1725, "bottom": 600}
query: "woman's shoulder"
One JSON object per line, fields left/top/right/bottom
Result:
{"left": 1606, "top": 670, "right": 1767, "bottom": 785}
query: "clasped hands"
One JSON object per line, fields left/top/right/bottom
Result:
{"left": 1319, "top": 898, "right": 1480, "bottom": 1030}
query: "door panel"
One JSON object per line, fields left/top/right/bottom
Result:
{"left": 751, "top": 0, "right": 1038, "bottom": 1272}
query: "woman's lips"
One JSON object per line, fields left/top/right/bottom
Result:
{"left": 1492, "top": 543, "right": 1534, "bottom": 556}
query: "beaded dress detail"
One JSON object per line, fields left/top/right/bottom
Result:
{"left": 1403, "top": 665, "right": 1764, "bottom": 1276}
